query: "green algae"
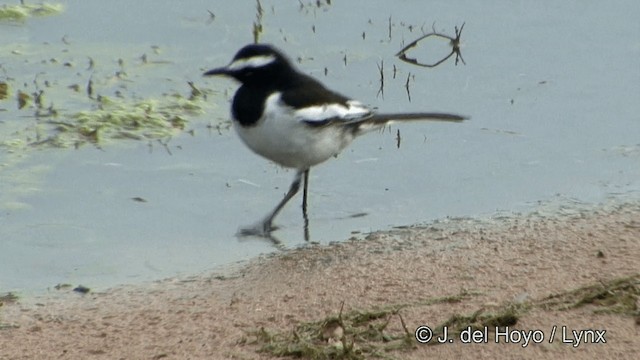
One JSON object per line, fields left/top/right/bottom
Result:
{"left": 0, "top": 2, "right": 63, "bottom": 21}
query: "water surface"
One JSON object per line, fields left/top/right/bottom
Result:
{"left": 1, "top": 0, "right": 639, "bottom": 292}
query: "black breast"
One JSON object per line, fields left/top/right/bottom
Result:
{"left": 232, "top": 85, "right": 272, "bottom": 127}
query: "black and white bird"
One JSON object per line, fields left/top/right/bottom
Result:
{"left": 204, "top": 44, "right": 467, "bottom": 237}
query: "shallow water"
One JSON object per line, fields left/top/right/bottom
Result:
{"left": 1, "top": 0, "right": 639, "bottom": 292}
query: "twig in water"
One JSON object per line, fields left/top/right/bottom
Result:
{"left": 376, "top": 60, "right": 384, "bottom": 99}
{"left": 395, "top": 22, "right": 466, "bottom": 68}
{"left": 404, "top": 72, "right": 412, "bottom": 102}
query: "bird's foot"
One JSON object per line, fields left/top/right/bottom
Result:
{"left": 237, "top": 219, "right": 278, "bottom": 238}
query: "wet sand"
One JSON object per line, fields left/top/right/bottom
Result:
{"left": 1, "top": 201, "right": 638, "bottom": 359}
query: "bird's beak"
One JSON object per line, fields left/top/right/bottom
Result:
{"left": 203, "top": 67, "right": 230, "bottom": 77}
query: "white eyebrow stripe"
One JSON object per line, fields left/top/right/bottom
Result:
{"left": 293, "top": 101, "right": 371, "bottom": 122}
{"left": 227, "top": 54, "right": 277, "bottom": 71}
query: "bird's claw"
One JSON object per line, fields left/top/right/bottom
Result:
{"left": 237, "top": 220, "right": 278, "bottom": 238}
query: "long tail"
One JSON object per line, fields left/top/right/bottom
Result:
{"left": 349, "top": 112, "right": 468, "bottom": 135}
{"left": 370, "top": 112, "right": 468, "bottom": 123}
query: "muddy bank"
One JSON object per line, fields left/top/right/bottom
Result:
{"left": 1, "top": 201, "right": 638, "bottom": 359}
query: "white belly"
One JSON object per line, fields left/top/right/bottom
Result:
{"left": 235, "top": 114, "right": 353, "bottom": 169}
{"left": 233, "top": 92, "right": 372, "bottom": 169}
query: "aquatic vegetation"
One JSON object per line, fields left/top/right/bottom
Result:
{"left": 40, "top": 95, "right": 202, "bottom": 148}
{"left": 0, "top": 90, "right": 209, "bottom": 150}
{"left": 0, "top": 82, "right": 8, "bottom": 100}
{"left": 0, "top": 2, "right": 63, "bottom": 21}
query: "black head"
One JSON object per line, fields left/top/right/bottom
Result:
{"left": 203, "top": 44, "right": 294, "bottom": 85}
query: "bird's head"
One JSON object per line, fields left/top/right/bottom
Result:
{"left": 203, "top": 44, "right": 293, "bottom": 85}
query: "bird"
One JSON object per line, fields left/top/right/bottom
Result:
{"left": 203, "top": 44, "right": 467, "bottom": 238}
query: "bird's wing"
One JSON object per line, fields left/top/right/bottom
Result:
{"left": 294, "top": 100, "right": 374, "bottom": 127}
{"left": 279, "top": 73, "right": 374, "bottom": 127}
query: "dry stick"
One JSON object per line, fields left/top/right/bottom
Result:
{"left": 398, "top": 312, "right": 411, "bottom": 337}
{"left": 404, "top": 72, "right": 412, "bottom": 102}
{"left": 395, "top": 22, "right": 466, "bottom": 68}
{"left": 206, "top": 10, "right": 215, "bottom": 24}
{"left": 452, "top": 23, "right": 466, "bottom": 65}
{"left": 252, "top": 0, "right": 264, "bottom": 44}
{"left": 87, "top": 77, "right": 94, "bottom": 99}
{"left": 337, "top": 301, "right": 355, "bottom": 355}
{"left": 376, "top": 60, "right": 384, "bottom": 98}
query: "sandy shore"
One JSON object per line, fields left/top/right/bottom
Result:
{"left": 1, "top": 201, "right": 639, "bottom": 359}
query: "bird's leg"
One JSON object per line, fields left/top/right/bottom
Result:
{"left": 302, "top": 169, "right": 310, "bottom": 241}
{"left": 239, "top": 170, "right": 310, "bottom": 238}
{"left": 257, "top": 170, "right": 304, "bottom": 234}
{"left": 302, "top": 169, "right": 310, "bottom": 217}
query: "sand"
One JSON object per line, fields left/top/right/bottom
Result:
{"left": 1, "top": 201, "right": 638, "bottom": 359}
